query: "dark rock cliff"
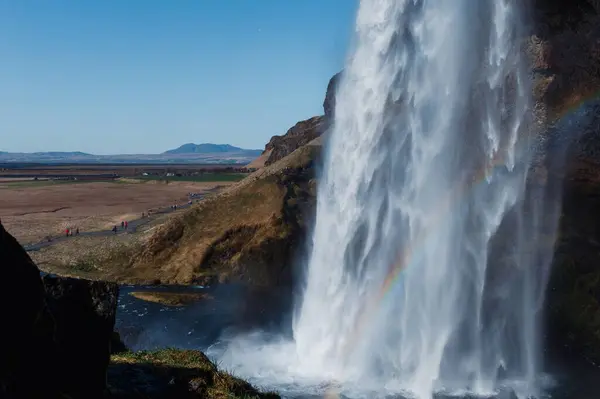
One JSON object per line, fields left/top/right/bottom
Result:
{"left": 527, "top": 0, "right": 600, "bottom": 364}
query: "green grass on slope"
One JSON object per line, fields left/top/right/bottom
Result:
{"left": 109, "top": 348, "right": 280, "bottom": 399}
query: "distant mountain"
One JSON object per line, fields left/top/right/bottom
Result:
{"left": 0, "top": 146, "right": 262, "bottom": 165}
{"left": 163, "top": 143, "right": 261, "bottom": 155}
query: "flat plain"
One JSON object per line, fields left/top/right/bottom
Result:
{"left": 1, "top": 164, "right": 247, "bottom": 244}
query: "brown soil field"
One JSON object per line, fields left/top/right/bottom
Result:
{"left": 0, "top": 179, "right": 233, "bottom": 244}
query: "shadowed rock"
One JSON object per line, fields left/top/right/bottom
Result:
{"left": 0, "top": 223, "right": 59, "bottom": 398}
{"left": 42, "top": 275, "right": 119, "bottom": 398}
{"left": 0, "top": 221, "right": 119, "bottom": 399}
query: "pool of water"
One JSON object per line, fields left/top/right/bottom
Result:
{"left": 115, "top": 284, "right": 600, "bottom": 399}
{"left": 116, "top": 283, "right": 292, "bottom": 351}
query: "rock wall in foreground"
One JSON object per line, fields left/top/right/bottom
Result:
{"left": 1, "top": 222, "right": 119, "bottom": 399}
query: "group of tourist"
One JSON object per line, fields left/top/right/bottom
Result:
{"left": 64, "top": 227, "right": 79, "bottom": 237}
{"left": 112, "top": 220, "right": 128, "bottom": 234}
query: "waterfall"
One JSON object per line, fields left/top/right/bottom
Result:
{"left": 212, "top": 1, "right": 560, "bottom": 398}
{"left": 292, "top": 0, "right": 552, "bottom": 397}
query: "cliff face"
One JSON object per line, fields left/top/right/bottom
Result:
{"left": 527, "top": 0, "right": 600, "bottom": 363}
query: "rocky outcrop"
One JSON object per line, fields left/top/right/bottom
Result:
{"left": 0, "top": 222, "right": 119, "bottom": 399}
{"left": 0, "top": 222, "right": 58, "bottom": 398}
{"left": 263, "top": 116, "right": 327, "bottom": 166}
{"left": 255, "top": 72, "right": 340, "bottom": 168}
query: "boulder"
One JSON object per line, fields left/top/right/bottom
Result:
{"left": 0, "top": 222, "right": 119, "bottom": 398}
{"left": 42, "top": 275, "right": 119, "bottom": 398}
{"left": 0, "top": 223, "right": 58, "bottom": 398}
{"left": 263, "top": 116, "right": 327, "bottom": 166}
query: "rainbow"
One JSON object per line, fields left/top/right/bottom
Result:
{"left": 335, "top": 87, "right": 600, "bottom": 358}
{"left": 549, "top": 89, "right": 600, "bottom": 123}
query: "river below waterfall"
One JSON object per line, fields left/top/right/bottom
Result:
{"left": 115, "top": 285, "right": 599, "bottom": 399}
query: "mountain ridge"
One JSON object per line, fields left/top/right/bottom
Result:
{"left": 0, "top": 144, "right": 262, "bottom": 164}
{"left": 163, "top": 143, "right": 261, "bottom": 155}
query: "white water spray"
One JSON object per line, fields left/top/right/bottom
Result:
{"left": 213, "top": 1, "right": 559, "bottom": 398}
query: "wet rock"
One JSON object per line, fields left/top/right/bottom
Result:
{"left": 323, "top": 70, "right": 342, "bottom": 120}
{"left": 527, "top": 1, "right": 600, "bottom": 365}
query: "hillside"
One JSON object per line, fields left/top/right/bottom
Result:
{"left": 122, "top": 73, "right": 338, "bottom": 286}
{"left": 125, "top": 140, "right": 320, "bottom": 286}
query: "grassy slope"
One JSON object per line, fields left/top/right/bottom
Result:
{"left": 109, "top": 348, "right": 279, "bottom": 398}
{"left": 128, "top": 141, "right": 320, "bottom": 285}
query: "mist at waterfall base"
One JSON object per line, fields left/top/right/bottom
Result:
{"left": 207, "top": 1, "right": 570, "bottom": 398}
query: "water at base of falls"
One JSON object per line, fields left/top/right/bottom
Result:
{"left": 211, "top": 1, "right": 563, "bottom": 398}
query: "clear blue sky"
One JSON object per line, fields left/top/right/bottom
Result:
{"left": 0, "top": 0, "right": 357, "bottom": 154}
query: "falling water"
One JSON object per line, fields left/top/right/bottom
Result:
{"left": 292, "top": 0, "right": 552, "bottom": 397}
{"left": 212, "top": 1, "right": 560, "bottom": 398}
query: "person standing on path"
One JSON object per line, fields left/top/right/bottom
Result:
{"left": 121, "top": 221, "right": 124, "bottom": 229}
{"left": 124, "top": 221, "right": 128, "bottom": 230}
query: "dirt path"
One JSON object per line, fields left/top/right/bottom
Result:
{"left": 23, "top": 201, "right": 196, "bottom": 252}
